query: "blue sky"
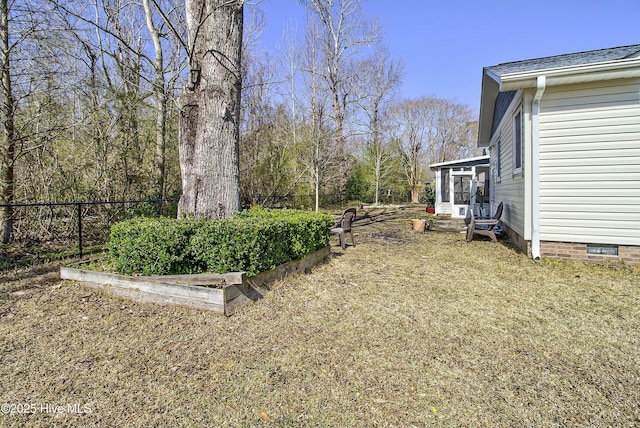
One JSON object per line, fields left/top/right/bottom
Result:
{"left": 251, "top": 0, "right": 640, "bottom": 113}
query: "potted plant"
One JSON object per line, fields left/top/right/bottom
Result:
{"left": 425, "top": 183, "right": 436, "bottom": 214}
{"left": 412, "top": 218, "right": 427, "bottom": 232}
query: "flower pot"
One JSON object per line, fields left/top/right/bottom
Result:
{"left": 426, "top": 207, "right": 435, "bottom": 214}
{"left": 412, "top": 219, "right": 426, "bottom": 232}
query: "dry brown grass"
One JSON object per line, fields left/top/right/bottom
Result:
{"left": 1, "top": 206, "right": 639, "bottom": 427}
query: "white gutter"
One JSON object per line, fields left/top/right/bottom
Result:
{"left": 531, "top": 75, "right": 546, "bottom": 261}
{"left": 499, "top": 57, "right": 640, "bottom": 91}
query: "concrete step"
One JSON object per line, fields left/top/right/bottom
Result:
{"left": 430, "top": 218, "right": 467, "bottom": 232}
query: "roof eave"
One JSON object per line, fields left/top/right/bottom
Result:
{"left": 477, "top": 70, "right": 500, "bottom": 148}
{"left": 477, "top": 57, "right": 640, "bottom": 148}
{"left": 499, "top": 57, "right": 640, "bottom": 90}
{"left": 429, "top": 154, "right": 490, "bottom": 169}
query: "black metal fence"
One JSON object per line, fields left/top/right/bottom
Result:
{"left": 249, "top": 192, "right": 407, "bottom": 209}
{"left": 250, "top": 194, "right": 352, "bottom": 209}
{"left": 0, "top": 199, "right": 178, "bottom": 270}
{"left": 0, "top": 193, "right": 402, "bottom": 270}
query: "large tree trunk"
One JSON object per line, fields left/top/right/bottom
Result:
{"left": 178, "top": 0, "right": 243, "bottom": 219}
{"left": 410, "top": 188, "right": 420, "bottom": 204}
{"left": 0, "top": 0, "right": 14, "bottom": 243}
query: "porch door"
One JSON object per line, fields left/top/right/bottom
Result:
{"left": 451, "top": 172, "right": 473, "bottom": 218}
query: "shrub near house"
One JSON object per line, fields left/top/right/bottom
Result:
{"left": 108, "top": 208, "right": 335, "bottom": 277}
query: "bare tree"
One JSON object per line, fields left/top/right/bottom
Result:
{"left": 357, "top": 45, "right": 402, "bottom": 205}
{"left": 239, "top": 6, "right": 295, "bottom": 204}
{"left": 140, "top": 0, "right": 187, "bottom": 203}
{"left": 0, "top": 0, "right": 14, "bottom": 242}
{"left": 427, "top": 98, "right": 478, "bottom": 163}
{"left": 143, "top": 0, "right": 168, "bottom": 200}
{"left": 48, "top": 0, "right": 187, "bottom": 200}
{"left": 389, "top": 98, "right": 430, "bottom": 203}
{"left": 0, "top": 0, "right": 58, "bottom": 241}
{"left": 0, "top": 0, "right": 190, "bottom": 242}
{"left": 178, "top": 0, "right": 244, "bottom": 219}
{"left": 388, "top": 96, "right": 479, "bottom": 203}
{"left": 302, "top": 0, "right": 378, "bottom": 164}
{"left": 297, "top": 15, "right": 344, "bottom": 211}
{"left": 281, "top": 22, "right": 300, "bottom": 153}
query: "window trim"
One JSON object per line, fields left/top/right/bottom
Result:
{"left": 441, "top": 168, "right": 450, "bottom": 203}
{"left": 495, "top": 140, "right": 502, "bottom": 182}
{"left": 513, "top": 108, "right": 523, "bottom": 175}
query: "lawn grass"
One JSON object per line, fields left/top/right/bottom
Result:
{"left": 1, "top": 206, "right": 639, "bottom": 427}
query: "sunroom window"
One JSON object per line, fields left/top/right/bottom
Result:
{"left": 441, "top": 169, "right": 450, "bottom": 202}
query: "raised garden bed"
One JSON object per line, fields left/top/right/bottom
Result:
{"left": 60, "top": 246, "right": 330, "bottom": 316}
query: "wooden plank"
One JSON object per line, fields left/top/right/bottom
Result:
{"left": 224, "top": 246, "right": 331, "bottom": 316}
{"left": 60, "top": 267, "right": 225, "bottom": 302}
{"left": 246, "top": 246, "right": 330, "bottom": 289}
{"left": 60, "top": 246, "right": 331, "bottom": 316}
{"left": 145, "top": 272, "right": 246, "bottom": 285}
{"left": 72, "top": 280, "right": 225, "bottom": 313}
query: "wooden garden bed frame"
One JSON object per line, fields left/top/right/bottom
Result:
{"left": 60, "top": 246, "right": 331, "bottom": 316}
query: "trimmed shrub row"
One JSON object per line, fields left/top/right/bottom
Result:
{"left": 108, "top": 208, "right": 335, "bottom": 277}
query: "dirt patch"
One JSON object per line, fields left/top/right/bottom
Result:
{"left": 1, "top": 206, "right": 639, "bottom": 426}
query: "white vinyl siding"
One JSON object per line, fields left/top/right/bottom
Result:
{"left": 490, "top": 92, "right": 525, "bottom": 236}
{"left": 539, "top": 78, "right": 640, "bottom": 246}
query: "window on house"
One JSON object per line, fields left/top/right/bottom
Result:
{"left": 441, "top": 169, "right": 450, "bottom": 202}
{"left": 514, "top": 110, "right": 522, "bottom": 172}
{"left": 496, "top": 140, "right": 501, "bottom": 179}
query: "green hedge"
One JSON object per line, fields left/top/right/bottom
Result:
{"left": 108, "top": 217, "right": 204, "bottom": 276}
{"left": 108, "top": 208, "right": 335, "bottom": 276}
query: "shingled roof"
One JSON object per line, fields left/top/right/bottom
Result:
{"left": 486, "top": 44, "right": 640, "bottom": 77}
{"left": 478, "top": 44, "right": 640, "bottom": 146}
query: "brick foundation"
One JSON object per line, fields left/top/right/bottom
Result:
{"left": 499, "top": 223, "right": 640, "bottom": 264}
{"left": 501, "top": 223, "right": 530, "bottom": 255}
{"left": 540, "top": 241, "right": 640, "bottom": 265}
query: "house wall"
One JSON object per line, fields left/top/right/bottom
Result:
{"left": 490, "top": 91, "right": 526, "bottom": 237}
{"left": 538, "top": 78, "right": 640, "bottom": 246}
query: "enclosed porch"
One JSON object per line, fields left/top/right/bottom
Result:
{"left": 430, "top": 155, "right": 490, "bottom": 219}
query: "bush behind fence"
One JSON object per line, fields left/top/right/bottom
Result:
{"left": 0, "top": 199, "right": 178, "bottom": 270}
{"left": 0, "top": 194, "right": 371, "bottom": 270}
